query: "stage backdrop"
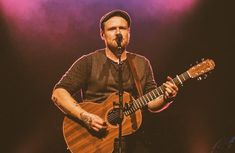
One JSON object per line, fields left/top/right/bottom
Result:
{"left": 0, "top": 0, "right": 234, "bottom": 153}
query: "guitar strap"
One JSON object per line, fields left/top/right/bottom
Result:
{"left": 127, "top": 53, "right": 144, "bottom": 97}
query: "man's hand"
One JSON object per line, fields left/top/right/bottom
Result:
{"left": 80, "top": 112, "right": 107, "bottom": 132}
{"left": 163, "top": 76, "right": 179, "bottom": 101}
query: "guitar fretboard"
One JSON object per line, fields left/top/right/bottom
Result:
{"left": 124, "top": 71, "right": 190, "bottom": 115}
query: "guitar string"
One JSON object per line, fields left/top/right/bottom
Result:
{"left": 105, "top": 71, "right": 204, "bottom": 123}
{"left": 107, "top": 86, "right": 167, "bottom": 122}
{"left": 107, "top": 74, "right": 186, "bottom": 122}
{"left": 107, "top": 102, "right": 141, "bottom": 122}
{"left": 107, "top": 100, "right": 140, "bottom": 122}
{"left": 107, "top": 87, "right": 172, "bottom": 122}
{"left": 107, "top": 93, "right": 155, "bottom": 122}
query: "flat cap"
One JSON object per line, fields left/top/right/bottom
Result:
{"left": 100, "top": 9, "right": 131, "bottom": 30}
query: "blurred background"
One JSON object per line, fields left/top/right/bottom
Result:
{"left": 0, "top": 0, "right": 234, "bottom": 153}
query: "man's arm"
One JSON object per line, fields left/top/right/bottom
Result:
{"left": 147, "top": 76, "right": 178, "bottom": 112}
{"left": 143, "top": 59, "right": 178, "bottom": 112}
{"left": 51, "top": 88, "right": 85, "bottom": 119}
{"left": 51, "top": 88, "right": 107, "bottom": 131}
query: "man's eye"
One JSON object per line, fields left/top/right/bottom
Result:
{"left": 108, "top": 28, "right": 116, "bottom": 30}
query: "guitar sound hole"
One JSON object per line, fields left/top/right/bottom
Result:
{"left": 107, "top": 108, "right": 122, "bottom": 126}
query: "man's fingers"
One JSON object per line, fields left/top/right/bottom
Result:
{"left": 164, "top": 91, "right": 169, "bottom": 98}
{"left": 165, "top": 86, "right": 172, "bottom": 94}
{"left": 165, "top": 77, "right": 179, "bottom": 91}
{"left": 167, "top": 81, "right": 178, "bottom": 91}
{"left": 163, "top": 83, "right": 177, "bottom": 98}
{"left": 91, "top": 126, "right": 100, "bottom": 132}
{"left": 167, "top": 76, "right": 174, "bottom": 82}
{"left": 91, "top": 122, "right": 107, "bottom": 131}
{"left": 82, "top": 112, "right": 108, "bottom": 131}
{"left": 163, "top": 83, "right": 176, "bottom": 95}
{"left": 162, "top": 76, "right": 179, "bottom": 100}
{"left": 163, "top": 83, "right": 173, "bottom": 91}
{"left": 92, "top": 122, "right": 103, "bottom": 129}
{"left": 94, "top": 117, "right": 107, "bottom": 126}
{"left": 93, "top": 117, "right": 107, "bottom": 129}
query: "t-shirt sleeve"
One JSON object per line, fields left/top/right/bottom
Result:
{"left": 54, "top": 55, "right": 91, "bottom": 95}
{"left": 144, "top": 59, "right": 157, "bottom": 94}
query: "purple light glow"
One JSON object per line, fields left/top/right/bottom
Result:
{"left": 1, "top": 0, "right": 198, "bottom": 48}
{"left": 128, "top": 0, "right": 197, "bottom": 17}
{"left": 1, "top": 0, "right": 88, "bottom": 47}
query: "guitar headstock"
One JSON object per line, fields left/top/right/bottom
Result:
{"left": 188, "top": 59, "right": 215, "bottom": 79}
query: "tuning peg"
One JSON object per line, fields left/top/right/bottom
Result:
{"left": 203, "top": 74, "right": 208, "bottom": 79}
{"left": 197, "top": 76, "right": 202, "bottom": 81}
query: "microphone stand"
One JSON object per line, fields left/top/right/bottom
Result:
{"left": 114, "top": 38, "right": 125, "bottom": 153}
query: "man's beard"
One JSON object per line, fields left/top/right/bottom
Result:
{"left": 107, "top": 44, "right": 126, "bottom": 57}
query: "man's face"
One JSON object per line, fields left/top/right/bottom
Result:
{"left": 101, "top": 16, "right": 130, "bottom": 51}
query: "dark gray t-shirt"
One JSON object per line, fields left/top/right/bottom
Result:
{"left": 55, "top": 49, "right": 157, "bottom": 103}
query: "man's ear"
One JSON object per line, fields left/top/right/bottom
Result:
{"left": 100, "top": 31, "right": 105, "bottom": 40}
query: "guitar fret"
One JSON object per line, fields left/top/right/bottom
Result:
{"left": 130, "top": 107, "right": 134, "bottom": 113}
{"left": 126, "top": 98, "right": 144, "bottom": 115}
{"left": 176, "top": 75, "right": 183, "bottom": 85}
{"left": 145, "top": 94, "right": 150, "bottom": 102}
{"left": 149, "top": 92, "right": 153, "bottom": 100}
{"left": 140, "top": 97, "right": 146, "bottom": 106}
{"left": 159, "top": 86, "right": 164, "bottom": 94}
{"left": 131, "top": 102, "right": 136, "bottom": 110}
{"left": 136, "top": 101, "right": 141, "bottom": 108}
{"left": 133, "top": 103, "right": 138, "bottom": 110}
{"left": 173, "top": 78, "right": 179, "bottom": 86}
{"left": 149, "top": 93, "right": 153, "bottom": 100}
{"left": 179, "top": 75, "right": 185, "bottom": 83}
{"left": 152, "top": 91, "right": 157, "bottom": 98}
{"left": 181, "top": 74, "right": 186, "bottom": 81}
{"left": 184, "top": 72, "right": 190, "bottom": 81}
{"left": 137, "top": 99, "right": 142, "bottom": 108}
{"left": 186, "top": 71, "right": 192, "bottom": 78}
{"left": 135, "top": 100, "right": 140, "bottom": 108}
{"left": 130, "top": 107, "right": 134, "bottom": 114}
{"left": 155, "top": 89, "right": 160, "bottom": 96}
{"left": 131, "top": 106, "right": 135, "bottom": 112}
{"left": 142, "top": 96, "right": 148, "bottom": 104}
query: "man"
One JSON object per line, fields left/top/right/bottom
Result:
{"left": 51, "top": 9, "right": 178, "bottom": 153}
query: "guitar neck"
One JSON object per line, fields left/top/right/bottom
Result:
{"left": 124, "top": 71, "right": 191, "bottom": 115}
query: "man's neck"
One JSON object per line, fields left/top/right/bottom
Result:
{"left": 105, "top": 48, "right": 127, "bottom": 63}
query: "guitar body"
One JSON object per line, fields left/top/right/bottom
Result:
{"left": 63, "top": 92, "right": 142, "bottom": 153}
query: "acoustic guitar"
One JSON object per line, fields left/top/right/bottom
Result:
{"left": 62, "top": 59, "right": 215, "bottom": 153}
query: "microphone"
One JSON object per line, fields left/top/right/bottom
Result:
{"left": 116, "top": 34, "right": 123, "bottom": 47}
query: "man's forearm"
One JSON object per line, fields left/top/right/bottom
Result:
{"left": 51, "top": 88, "right": 107, "bottom": 131}
{"left": 147, "top": 95, "right": 171, "bottom": 113}
{"left": 51, "top": 88, "right": 86, "bottom": 119}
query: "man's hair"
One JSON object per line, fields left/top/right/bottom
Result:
{"left": 100, "top": 9, "right": 131, "bottom": 31}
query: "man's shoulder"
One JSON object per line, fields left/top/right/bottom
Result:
{"left": 75, "top": 49, "right": 105, "bottom": 61}
{"left": 66, "top": 49, "right": 104, "bottom": 71}
{"left": 127, "top": 51, "right": 149, "bottom": 63}
{"left": 85, "top": 49, "right": 105, "bottom": 57}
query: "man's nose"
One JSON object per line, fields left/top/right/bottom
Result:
{"left": 115, "top": 28, "right": 121, "bottom": 34}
